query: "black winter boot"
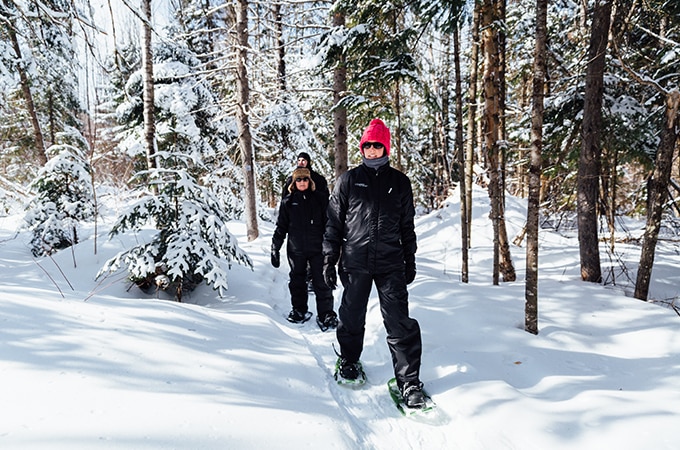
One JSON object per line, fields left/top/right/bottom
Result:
{"left": 287, "top": 309, "right": 312, "bottom": 324}
{"left": 316, "top": 311, "right": 338, "bottom": 331}
{"left": 401, "top": 381, "right": 425, "bottom": 408}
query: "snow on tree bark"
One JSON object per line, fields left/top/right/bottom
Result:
{"left": 141, "top": 0, "right": 157, "bottom": 175}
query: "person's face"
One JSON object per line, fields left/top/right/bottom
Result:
{"left": 297, "top": 157, "right": 309, "bottom": 168}
{"left": 295, "top": 176, "right": 310, "bottom": 191}
{"left": 361, "top": 142, "right": 386, "bottom": 159}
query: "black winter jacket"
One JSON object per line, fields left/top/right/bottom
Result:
{"left": 273, "top": 189, "right": 328, "bottom": 256}
{"left": 323, "top": 162, "right": 417, "bottom": 274}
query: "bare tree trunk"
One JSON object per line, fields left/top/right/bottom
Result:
{"left": 498, "top": 0, "right": 507, "bottom": 200}
{"left": 498, "top": 209, "right": 516, "bottom": 280}
{"left": 601, "top": 143, "right": 618, "bottom": 282}
{"left": 394, "top": 80, "right": 402, "bottom": 171}
{"left": 496, "top": 0, "right": 515, "bottom": 282}
{"left": 6, "top": 22, "right": 47, "bottom": 165}
{"left": 482, "top": 0, "right": 514, "bottom": 284}
{"left": 440, "top": 34, "right": 451, "bottom": 187}
{"left": 273, "top": 1, "right": 286, "bottom": 93}
{"left": 577, "top": 0, "right": 612, "bottom": 283}
{"left": 235, "top": 0, "right": 259, "bottom": 241}
{"left": 634, "top": 90, "right": 680, "bottom": 300}
{"left": 481, "top": 0, "right": 500, "bottom": 284}
{"left": 454, "top": 23, "right": 469, "bottom": 284}
{"left": 525, "top": 0, "right": 547, "bottom": 336}
{"left": 332, "top": 11, "right": 348, "bottom": 180}
{"left": 465, "top": 1, "right": 481, "bottom": 249}
{"left": 141, "top": 0, "right": 157, "bottom": 175}
{"left": 83, "top": 48, "right": 99, "bottom": 255}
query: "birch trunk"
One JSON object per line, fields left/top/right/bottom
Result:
{"left": 525, "top": 0, "right": 548, "bottom": 335}
{"left": 273, "top": 2, "right": 286, "bottom": 93}
{"left": 482, "top": 0, "right": 500, "bottom": 284}
{"left": 141, "top": 0, "right": 157, "bottom": 174}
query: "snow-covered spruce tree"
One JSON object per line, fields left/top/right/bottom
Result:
{"left": 99, "top": 39, "right": 252, "bottom": 300}
{"left": 23, "top": 128, "right": 96, "bottom": 257}
{"left": 98, "top": 161, "right": 252, "bottom": 300}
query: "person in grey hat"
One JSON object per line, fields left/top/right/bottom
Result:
{"left": 280, "top": 152, "right": 330, "bottom": 293}
{"left": 272, "top": 167, "right": 338, "bottom": 331}
{"left": 281, "top": 152, "right": 329, "bottom": 201}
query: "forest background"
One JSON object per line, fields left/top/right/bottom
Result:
{"left": 0, "top": 0, "right": 678, "bottom": 315}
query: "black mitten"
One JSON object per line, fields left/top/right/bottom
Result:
{"left": 323, "top": 262, "right": 337, "bottom": 289}
{"left": 271, "top": 244, "right": 280, "bottom": 268}
{"left": 405, "top": 254, "right": 416, "bottom": 285}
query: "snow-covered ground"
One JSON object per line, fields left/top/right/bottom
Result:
{"left": 1, "top": 187, "right": 679, "bottom": 449}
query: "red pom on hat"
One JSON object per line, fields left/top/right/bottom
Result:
{"left": 359, "top": 118, "right": 391, "bottom": 156}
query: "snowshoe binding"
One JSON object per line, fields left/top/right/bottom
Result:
{"left": 316, "top": 311, "right": 338, "bottom": 332}
{"left": 287, "top": 309, "right": 312, "bottom": 324}
{"left": 334, "top": 357, "right": 366, "bottom": 386}
{"left": 387, "top": 378, "right": 436, "bottom": 416}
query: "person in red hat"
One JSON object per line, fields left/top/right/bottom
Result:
{"left": 322, "top": 118, "right": 425, "bottom": 408}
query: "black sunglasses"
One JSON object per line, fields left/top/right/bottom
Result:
{"left": 295, "top": 177, "right": 310, "bottom": 182}
{"left": 362, "top": 142, "right": 385, "bottom": 150}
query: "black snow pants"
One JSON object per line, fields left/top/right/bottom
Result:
{"left": 288, "top": 251, "right": 333, "bottom": 316}
{"left": 336, "top": 270, "right": 422, "bottom": 386}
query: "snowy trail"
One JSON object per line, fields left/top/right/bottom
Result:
{"left": 296, "top": 316, "right": 397, "bottom": 450}
{"left": 192, "top": 221, "right": 458, "bottom": 448}
{"left": 275, "top": 283, "right": 454, "bottom": 450}
{"left": 5, "top": 190, "right": 680, "bottom": 449}
{"left": 264, "top": 265, "right": 417, "bottom": 449}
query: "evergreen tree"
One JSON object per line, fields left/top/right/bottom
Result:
{"left": 23, "top": 128, "right": 95, "bottom": 256}
{"left": 315, "top": 0, "right": 432, "bottom": 203}
{"left": 101, "top": 39, "right": 251, "bottom": 300}
{"left": 98, "top": 162, "right": 252, "bottom": 300}
{"left": 507, "top": 0, "right": 658, "bottom": 219}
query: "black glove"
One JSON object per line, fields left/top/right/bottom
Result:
{"left": 323, "top": 262, "right": 337, "bottom": 290}
{"left": 405, "top": 254, "right": 416, "bottom": 285}
{"left": 271, "top": 244, "right": 280, "bottom": 268}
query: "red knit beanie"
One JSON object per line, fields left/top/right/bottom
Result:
{"left": 359, "top": 118, "right": 391, "bottom": 156}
